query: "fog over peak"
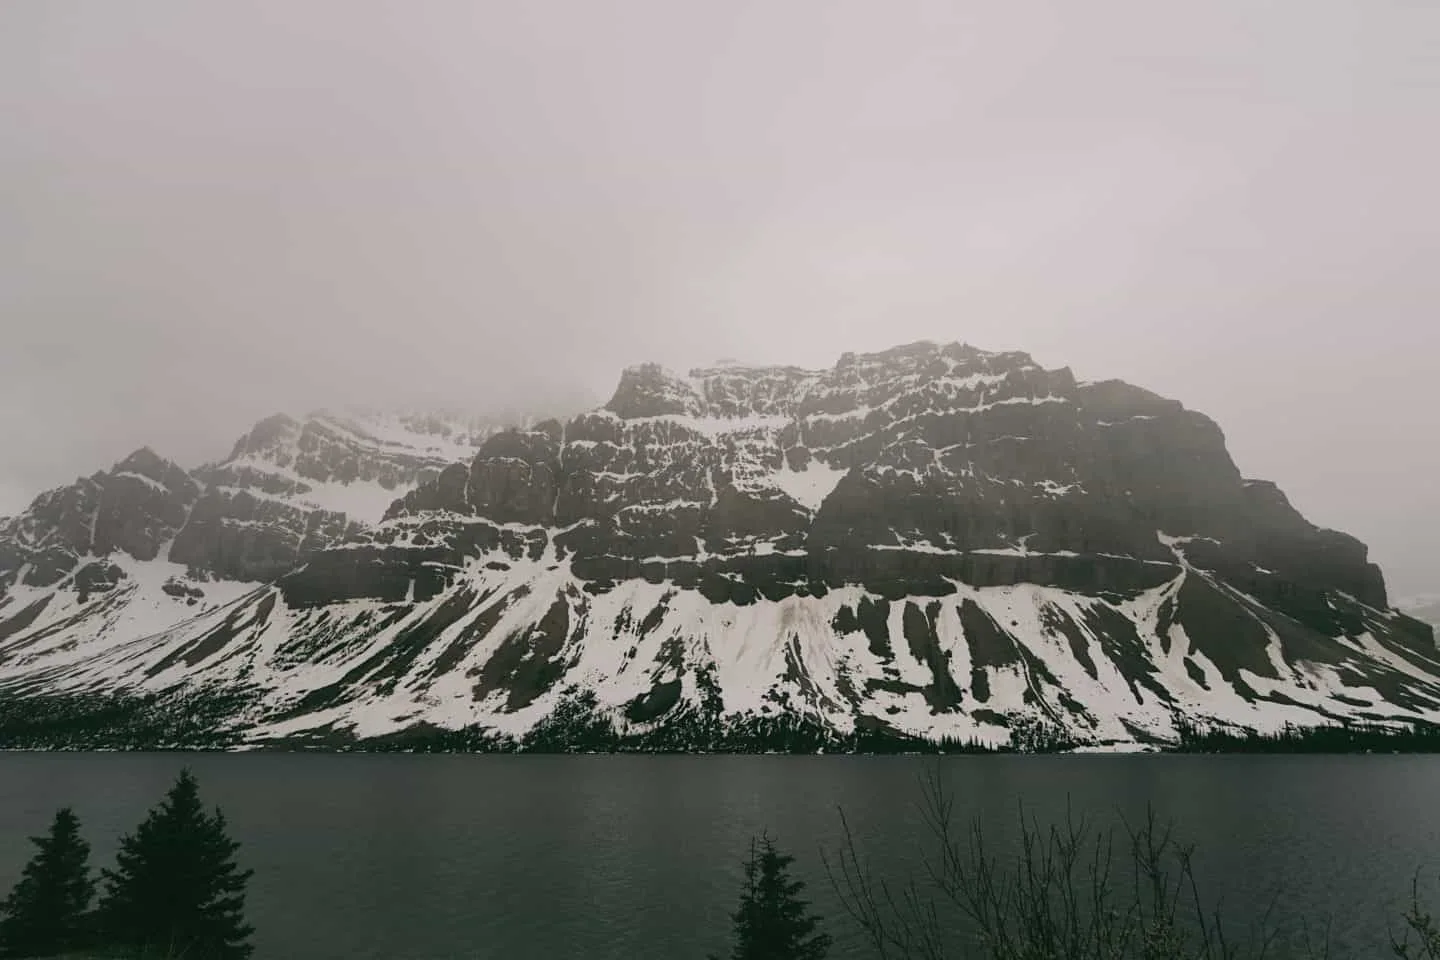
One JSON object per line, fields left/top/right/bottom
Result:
{"left": 1, "top": 0, "right": 1436, "bottom": 595}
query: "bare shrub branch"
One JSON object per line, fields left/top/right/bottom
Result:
{"left": 825, "top": 762, "right": 1322, "bottom": 960}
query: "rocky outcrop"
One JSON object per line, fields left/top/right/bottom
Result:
{"left": 218, "top": 413, "right": 446, "bottom": 497}
{"left": 0, "top": 448, "right": 199, "bottom": 592}
{"left": 0, "top": 409, "right": 504, "bottom": 603}
{"left": 167, "top": 490, "right": 360, "bottom": 583}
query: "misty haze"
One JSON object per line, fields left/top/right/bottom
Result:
{"left": 1, "top": 2, "right": 1438, "bottom": 959}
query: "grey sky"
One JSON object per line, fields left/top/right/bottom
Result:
{"left": 1, "top": 1, "right": 1436, "bottom": 596}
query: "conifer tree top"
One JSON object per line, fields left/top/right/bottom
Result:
{"left": 715, "top": 833, "right": 831, "bottom": 960}
{"left": 0, "top": 807, "right": 95, "bottom": 960}
{"left": 96, "top": 769, "right": 254, "bottom": 960}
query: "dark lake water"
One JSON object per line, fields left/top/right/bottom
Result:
{"left": 3, "top": 753, "right": 1440, "bottom": 959}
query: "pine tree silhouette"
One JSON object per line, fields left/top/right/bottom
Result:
{"left": 0, "top": 807, "right": 95, "bottom": 958}
{"left": 713, "top": 833, "right": 831, "bottom": 960}
{"left": 96, "top": 769, "right": 253, "bottom": 959}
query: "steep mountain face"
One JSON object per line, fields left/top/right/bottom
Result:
{"left": 171, "top": 409, "right": 500, "bottom": 582}
{"left": 0, "top": 410, "right": 505, "bottom": 698}
{"left": 1, "top": 342, "right": 1434, "bottom": 750}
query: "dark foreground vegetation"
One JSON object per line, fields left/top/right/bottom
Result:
{"left": 7, "top": 768, "right": 1440, "bottom": 959}
{"left": 716, "top": 767, "right": 1440, "bottom": 960}
{"left": 0, "top": 771, "right": 252, "bottom": 959}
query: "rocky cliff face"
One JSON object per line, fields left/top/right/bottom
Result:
{"left": 378, "top": 342, "right": 1384, "bottom": 612}
{"left": 0, "top": 343, "right": 1433, "bottom": 749}
{"left": 0, "top": 448, "right": 200, "bottom": 591}
{"left": 0, "top": 409, "right": 504, "bottom": 683}
{"left": 168, "top": 410, "right": 498, "bottom": 582}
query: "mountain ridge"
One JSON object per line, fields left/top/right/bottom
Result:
{"left": 0, "top": 340, "right": 1433, "bottom": 751}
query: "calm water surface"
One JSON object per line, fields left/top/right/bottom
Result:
{"left": 2, "top": 753, "right": 1439, "bottom": 959}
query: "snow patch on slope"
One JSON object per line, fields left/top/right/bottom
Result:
{"left": 7, "top": 552, "right": 1440, "bottom": 749}
{"left": 769, "top": 462, "right": 848, "bottom": 512}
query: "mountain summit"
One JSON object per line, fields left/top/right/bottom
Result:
{"left": 1, "top": 341, "right": 1434, "bottom": 750}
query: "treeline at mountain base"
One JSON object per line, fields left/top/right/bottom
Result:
{"left": 9, "top": 687, "right": 1440, "bottom": 755}
{"left": 1173, "top": 719, "right": 1440, "bottom": 753}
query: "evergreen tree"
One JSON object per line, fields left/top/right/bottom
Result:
{"left": 713, "top": 834, "right": 831, "bottom": 960}
{"left": 96, "top": 769, "right": 253, "bottom": 959}
{"left": 0, "top": 807, "right": 94, "bottom": 958}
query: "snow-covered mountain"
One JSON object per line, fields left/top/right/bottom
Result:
{"left": 1, "top": 342, "right": 1435, "bottom": 750}
{"left": 0, "top": 409, "right": 506, "bottom": 696}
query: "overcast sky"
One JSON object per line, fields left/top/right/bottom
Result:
{"left": 1, "top": 1, "right": 1436, "bottom": 596}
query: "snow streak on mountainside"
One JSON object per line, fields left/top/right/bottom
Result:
{"left": 1, "top": 342, "right": 1435, "bottom": 750}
